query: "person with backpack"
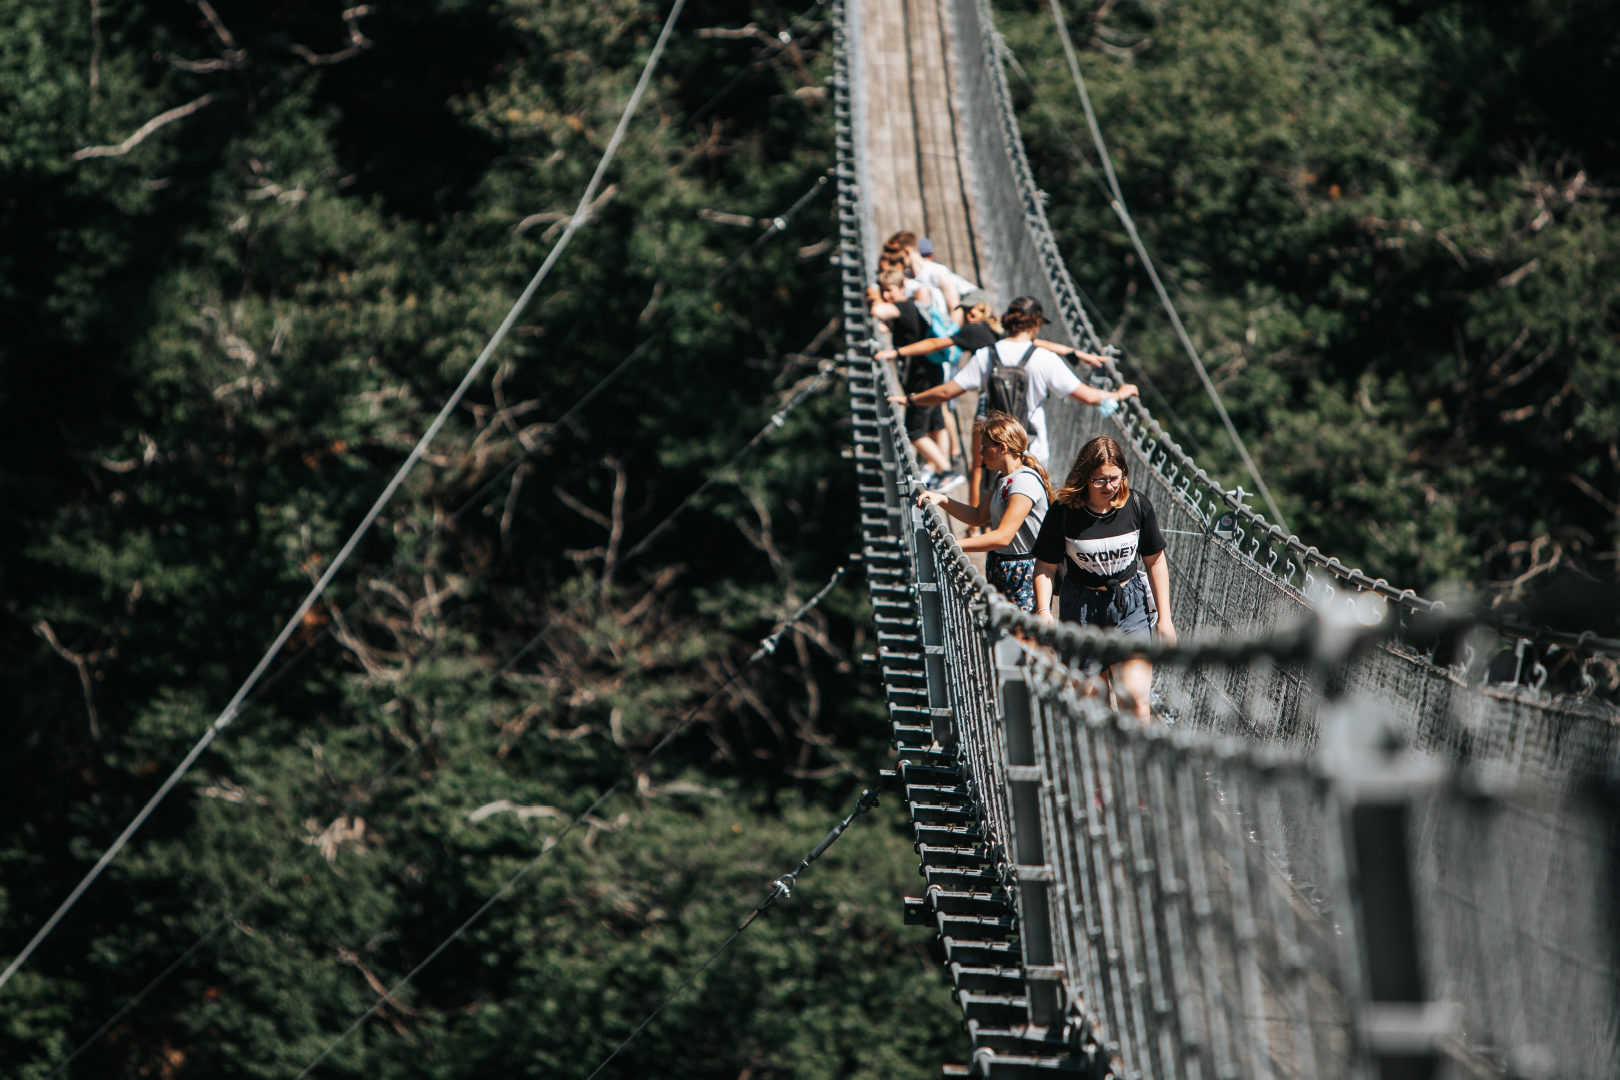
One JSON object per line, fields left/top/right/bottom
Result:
{"left": 916, "top": 411, "right": 1052, "bottom": 612}
{"left": 886, "top": 297, "right": 1136, "bottom": 466}
{"left": 1031, "top": 434, "right": 1176, "bottom": 725}
{"left": 876, "top": 300, "right": 1105, "bottom": 506}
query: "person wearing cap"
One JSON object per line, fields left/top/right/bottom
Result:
{"left": 886, "top": 297, "right": 1137, "bottom": 467}
{"left": 875, "top": 303, "right": 1107, "bottom": 508}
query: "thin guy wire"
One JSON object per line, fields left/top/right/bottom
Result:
{"left": 447, "top": 169, "right": 833, "bottom": 526}
{"left": 290, "top": 561, "right": 850, "bottom": 1079}
{"left": 581, "top": 787, "right": 879, "bottom": 1080}
{"left": 52, "top": 370, "right": 834, "bottom": 1071}
{"left": 1045, "top": 0, "right": 1290, "bottom": 534}
{"left": 688, "top": 0, "right": 828, "bottom": 126}
{"left": 0, "top": 0, "right": 690, "bottom": 998}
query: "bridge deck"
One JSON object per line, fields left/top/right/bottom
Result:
{"left": 859, "top": 0, "right": 986, "bottom": 292}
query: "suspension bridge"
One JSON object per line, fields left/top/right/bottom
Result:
{"left": 6, "top": 1, "right": 1619, "bottom": 1076}
{"left": 833, "top": 0, "right": 1620, "bottom": 1077}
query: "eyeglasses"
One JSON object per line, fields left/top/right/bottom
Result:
{"left": 1089, "top": 474, "right": 1123, "bottom": 487}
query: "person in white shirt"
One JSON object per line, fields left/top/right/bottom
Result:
{"left": 887, "top": 296, "right": 1137, "bottom": 465}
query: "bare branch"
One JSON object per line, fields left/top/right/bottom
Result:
{"left": 33, "top": 620, "right": 110, "bottom": 740}
{"left": 500, "top": 462, "right": 532, "bottom": 546}
{"left": 1566, "top": 473, "right": 1620, "bottom": 516}
{"left": 194, "top": 0, "right": 238, "bottom": 51}
{"left": 1496, "top": 257, "right": 1541, "bottom": 289}
{"left": 734, "top": 484, "right": 791, "bottom": 587}
{"left": 288, "top": 41, "right": 366, "bottom": 67}
{"left": 697, "top": 23, "right": 771, "bottom": 43}
{"left": 600, "top": 457, "right": 627, "bottom": 592}
{"left": 467, "top": 800, "right": 565, "bottom": 824}
{"left": 698, "top": 208, "right": 759, "bottom": 227}
{"left": 336, "top": 944, "right": 418, "bottom": 1039}
{"left": 554, "top": 487, "right": 613, "bottom": 531}
{"left": 514, "top": 183, "right": 619, "bottom": 238}
{"left": 166, "top": 52, "right": 247, "bottom": 73}
{"left": 71, "top": 92, "right": 229, "bottom": 161}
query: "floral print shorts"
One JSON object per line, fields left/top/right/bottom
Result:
{"left": 987, "top": 552, "right": 1038, "bottom": 612}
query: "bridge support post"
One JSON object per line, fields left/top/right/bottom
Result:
{"left": 994, "top": 634, "right": 1066, "bottom": 1030}
{"left": 909, "top": 503, "right": 953, "bottom": 744}
{"left": 1324, "top": 702, "right": 1457, "bottom": 1080}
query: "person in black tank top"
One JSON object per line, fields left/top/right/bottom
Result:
{"left": 868, "top": 269, "right": 957, "bottom": 484}
{"left": 1032, "top": 435, "right": 1177, "bottom": 724}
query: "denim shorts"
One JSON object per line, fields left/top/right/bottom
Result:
{"left": 987, "top": 552, "right": 1037, "bottom": 613}
{"left": 1058, "top": 570, "right": 1155, "bottom": 673}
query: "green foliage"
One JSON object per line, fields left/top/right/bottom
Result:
{"left": 1001, "top": 0, "right": 1620, "bottom": 617}
{"left": 2, "top": 1, "right": 958, "bottom": 1076}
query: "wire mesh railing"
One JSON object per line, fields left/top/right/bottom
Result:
{"left": 836, "top": 0, "right": 1619, "bottom": 1076}
{"left": 944, "top": 0, "right": 1620, "bottom": 768}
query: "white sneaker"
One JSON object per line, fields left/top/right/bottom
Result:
{"left": 937, "top": 470, "right": 966, "bottom": 491}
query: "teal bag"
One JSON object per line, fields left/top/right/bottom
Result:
{"left": 924, "top": 305, "right": 962, "bottom": 367}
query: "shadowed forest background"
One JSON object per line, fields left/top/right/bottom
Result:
{"left": 2, "top": 0, "right": 1616, "bottom": 1077}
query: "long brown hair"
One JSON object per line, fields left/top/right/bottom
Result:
{"left": 1055, "top": 435, "right": 1131, "bottom": 509}
{"left": 980, "top": 411, "right": 1053, "bottom": 500}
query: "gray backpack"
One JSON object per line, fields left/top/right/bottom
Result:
{"left": 984, "top": 343, "right": 1037, "bottom": 427}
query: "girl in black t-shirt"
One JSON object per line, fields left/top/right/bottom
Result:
{"left": 1032, "top": 435, "right": 1177, "bottom": 724}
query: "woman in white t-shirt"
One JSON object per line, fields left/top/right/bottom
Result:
{"left": 916, "top": 412, "right": 1052, "bottom": 612}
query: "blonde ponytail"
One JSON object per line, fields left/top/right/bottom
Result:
{"left": 1021, "top": 452, "right": 1054, "bottom": 501}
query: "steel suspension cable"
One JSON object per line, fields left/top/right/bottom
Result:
{"left": 290, "top": 560, "right": 853, "bottom": 1079}
{"left": 996, "top": 52, "right": 1212, "bottom": 460}
{"left": 1044, "top": 0, "right": 1291, "bottom": 533}
{"left": 0, "top": 0, "right": 691, "bottom": 997}
{"left": 447, "top": 169, "right": 833, "bottom": 526}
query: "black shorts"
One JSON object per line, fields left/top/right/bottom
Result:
{"left": 905, "top": 402, "right": 945, "bottom": 440}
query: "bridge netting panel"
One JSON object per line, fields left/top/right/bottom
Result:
{"left": 839, "top": 1, "right": 1619, "bottom": 1076}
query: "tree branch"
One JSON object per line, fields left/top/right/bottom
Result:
{"left": 194, "top": 0, "right": 239, "bottom": 51}
{"left": 33, "top": 620, "right": 110, "bottom": 741}
{"left": 71, "top": 92, "right": 229, "bottom": 161}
